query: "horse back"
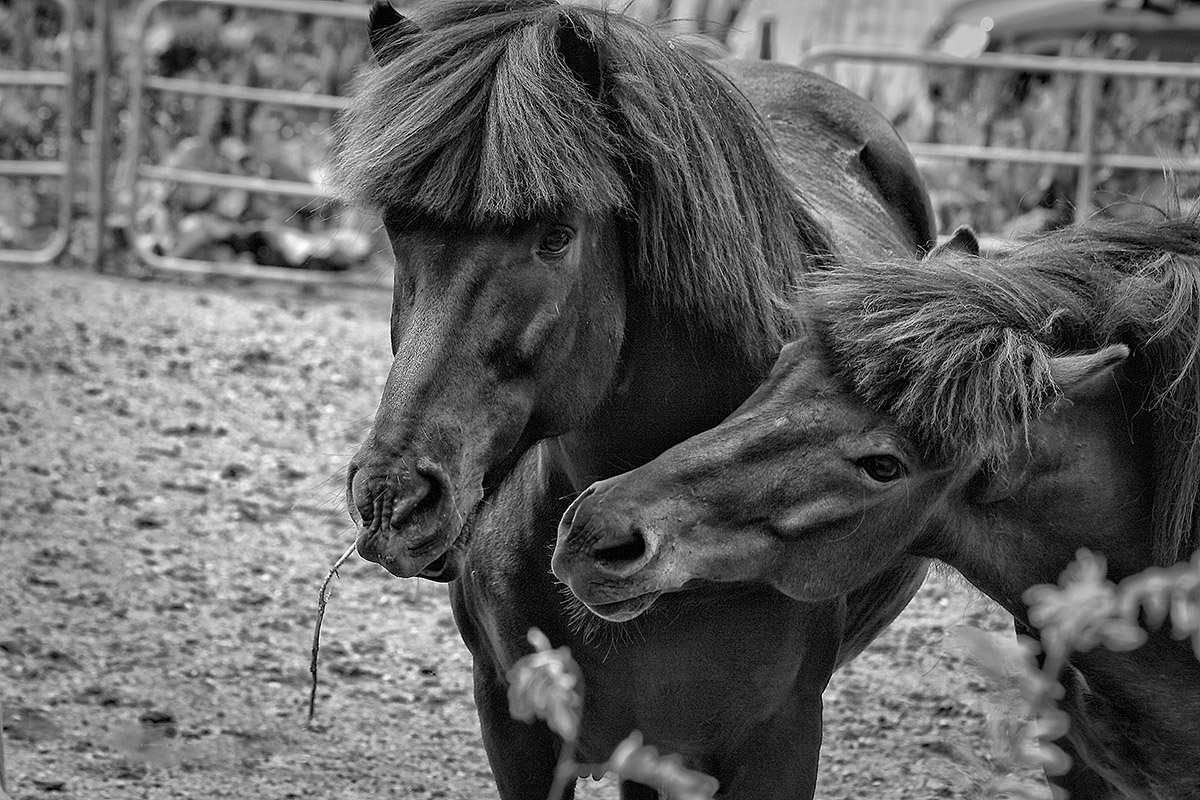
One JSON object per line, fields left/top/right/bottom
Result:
{"left": 720, "top": 59, "right": 936, "bottom": 259}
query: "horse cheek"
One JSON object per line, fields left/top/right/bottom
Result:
{"left": 537, "top": 287, "right": 625, "bottom": 433}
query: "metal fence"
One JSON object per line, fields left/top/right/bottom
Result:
{"left": 0, "top": 0, "right": 79, "bottom": 264}
{"left": 123, "top": 0, "right": 381, "bottom": 284}
{"left": 800, "top": 45, "right": 1200, "bottom": 222}
{"left": 7, "top": 4, "right": 1200, "bottom": 273}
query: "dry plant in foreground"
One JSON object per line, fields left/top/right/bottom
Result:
{"left": 303, "top": 542, "right": 1198, "bottom": 799}
{"left": 507, "top": 628, "right": 720, "bottom": 800}
{"left": 307, "top": 542, "right": 358, "bottom": 727}
{"left": 1024, "top": 549, "right": 1200, "bottom": 772}
{"left": 965, "top": 548, "right": 1200, "bottom": 798}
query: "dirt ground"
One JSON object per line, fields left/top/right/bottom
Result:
{"left": 0, "top": 264, "right": 1051, "bottom": 800}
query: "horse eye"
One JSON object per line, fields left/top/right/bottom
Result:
{"left": 536, "top": 226, "right": 573, "bottom": 258}
{"left": 857, "top": 455, "right": 904, "bottom": 483}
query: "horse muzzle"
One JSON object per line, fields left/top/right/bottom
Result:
{"left": 348, "top": 456, "right": 466, "bottom": 580}
{"left": 552, "top": 482, "right": 669, "bottom": 620}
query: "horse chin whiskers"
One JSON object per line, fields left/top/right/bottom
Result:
{"left": 555, "top": 580, "right": 645, "bottom": 657}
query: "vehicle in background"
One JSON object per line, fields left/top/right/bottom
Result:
{"left": 928, "top": 0, "right": 1200, "bottom": 61}
{"left": 920, "top": 0, "right": 1200, "bottom": 239}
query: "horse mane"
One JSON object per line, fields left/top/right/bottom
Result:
{"left": 331, "top": 0, "right": 832, "bottom": 360}
{"left": 810, "top": 213, "right": 1200, "bottom": 566}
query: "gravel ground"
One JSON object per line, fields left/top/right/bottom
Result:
{"left": 0, "top": 264, "right": 1049, "bottom": 799}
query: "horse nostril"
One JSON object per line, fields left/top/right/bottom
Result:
{"left": 593, "top": 529, "right": 647, "bottom": 566}
{"left": 378, "top": 465, "right": 447, "bottom": 531}
{"left": 411, "top": 469, "right": 442, "bottom": 519}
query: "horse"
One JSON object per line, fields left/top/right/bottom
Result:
{"left": 333, "top": 1, "right": 935, "bottom": 796}
{"left": 554, "top": 218, "right": 1200, "bottom": 799}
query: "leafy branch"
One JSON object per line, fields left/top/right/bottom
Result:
{"left": 965, "top": 548, "right": 1200, "bottom": 797}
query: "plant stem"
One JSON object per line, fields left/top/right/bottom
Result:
{"left": 546, "top": 739, "right": 579, "bottom": 800}
{"left": 308, "top": 542, "right": 358, "bottom": 727}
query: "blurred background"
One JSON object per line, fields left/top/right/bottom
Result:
{"left": 3, "top": 0, "right": 1200, "bottom": 280}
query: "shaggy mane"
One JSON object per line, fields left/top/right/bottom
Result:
{"left": 811, "top": 214, "right": 1200, "bottom": 566}
{"left": 331, "top": 0, "right": 833, "bottom": 359}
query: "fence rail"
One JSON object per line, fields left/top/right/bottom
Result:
{"left": 123, "top": 0, "right": 384, "bottom": 285}
{"left": 0, "top": 0, "right": 79, "bottom": 265}
{"left": 7, "top": 7, "right": 1200, "bottom": 274}
{"left": 800, "top": 45, "right": 1200, "bottom": 221}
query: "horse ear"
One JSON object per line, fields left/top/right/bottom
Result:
{"left": 369, "top": 1, "right": 420, "bottom": 65}
{"left": 555, "top": 14, "right": 605, "bottom": 104}
{"left": 972, "top": 343, "right": 1131, "bottom": 505}
{"left": 927, "top": 226, "right": 980, "bottom": 259}
{"left": 1050, "top": 343, "right": 1130, "bottom": 399}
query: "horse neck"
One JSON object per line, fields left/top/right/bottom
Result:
{"left": 557, "top": 293, "right": 767, "bottom": 491}
{"left": 1062, "top": 631, "right": 1200, "bottom": 796}
{"left": 939, "top": 394, "right": 1200, "bottom": 791}
{"left": 944, "top": 389, "right": 1157, "bottom": 622}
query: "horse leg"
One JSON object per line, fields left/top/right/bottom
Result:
{"left": 618, "top": 780, "right": 659, "bottom": 799}
{"left": 451, "top": 578, "right": 572, "bottom": 800}
{"left": 837, "top": 556, "right": 928, "bottom": 665}
{"left": 472, "top": 662, "right": 576, "bottom": 800}
{"left": 714, "top": 606, "right": 837, "bottom": 800}
{"left": 716, "top": 689, "right": 824, "bottom": 800}
{"left": 1046, "top": 736, "right": 1117, "bottom": 800}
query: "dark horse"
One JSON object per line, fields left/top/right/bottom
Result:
{"left": 334, "top": 1, "right": 934, "bottom": 796}
{"left": 556, "top": 219, "right": 1200, "bottom": 798}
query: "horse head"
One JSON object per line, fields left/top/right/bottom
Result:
{"left": 554, "top": 220, "right": 1187, "bottom": 619}
{"left": 338, "top": 0, "right": 841, "bottom": 581}
{"left": 347, "top": 212, "right": 626, "bottom": 580}
{"left": 556, "top": 329, "right": 1149, "bottom": 619}
{"left": 553, "top": 338, "right": 916, "bottom": 618}
{"left": 343, "top": 3, "right": 628, "bottom": 580}
{"left": 552, "top": 231, "right": 977, "bottom": 616}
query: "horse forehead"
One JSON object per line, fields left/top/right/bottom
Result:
{"left": 390, "top": 225, "right": 534, "bottom": 281}
{"left": 758, "top": 350, "right": 859, "bottom": 417}
{"left": 715, "top": 393, "right": 869, "bottom": 468}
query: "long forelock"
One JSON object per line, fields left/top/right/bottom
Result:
{"left": 811, "top": 253, "right": 1086, "bottom": 467}
{"left": 332, "top": 0, "right": 829, "bottom": 361}
{"left": 813, "top": 215, "right": 1200, "bottom": 564}
{"left": 332, "top": 1, "right": 628, "bottom": 225}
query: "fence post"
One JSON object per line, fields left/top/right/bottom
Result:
{"left": 0, "top": 0, "right": 78, "bottom": 264}
{"left": 1073, "top": 70, "right": 1100, "bottom": 222}
{"left": 0, "top": 698, "right": 8, "bottom": 798}
{"left": 92, "top": 0, "right": 113, "bottom": 270}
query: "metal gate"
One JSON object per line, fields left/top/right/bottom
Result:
{"left": 0, "top": 0, "right": 79, "bottom": 264}
{"left": 124, "top": 0, "right": 382, "bottom": 285}
{"left": 8, "top": 4, "right": 1200, "bottom": 273}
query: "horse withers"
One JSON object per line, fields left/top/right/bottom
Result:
{"left": 335, "top": 1, "right": 934, "bottom": 797}
{"left": 555, "top": 220, "right": 1200, "bottom": 798}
